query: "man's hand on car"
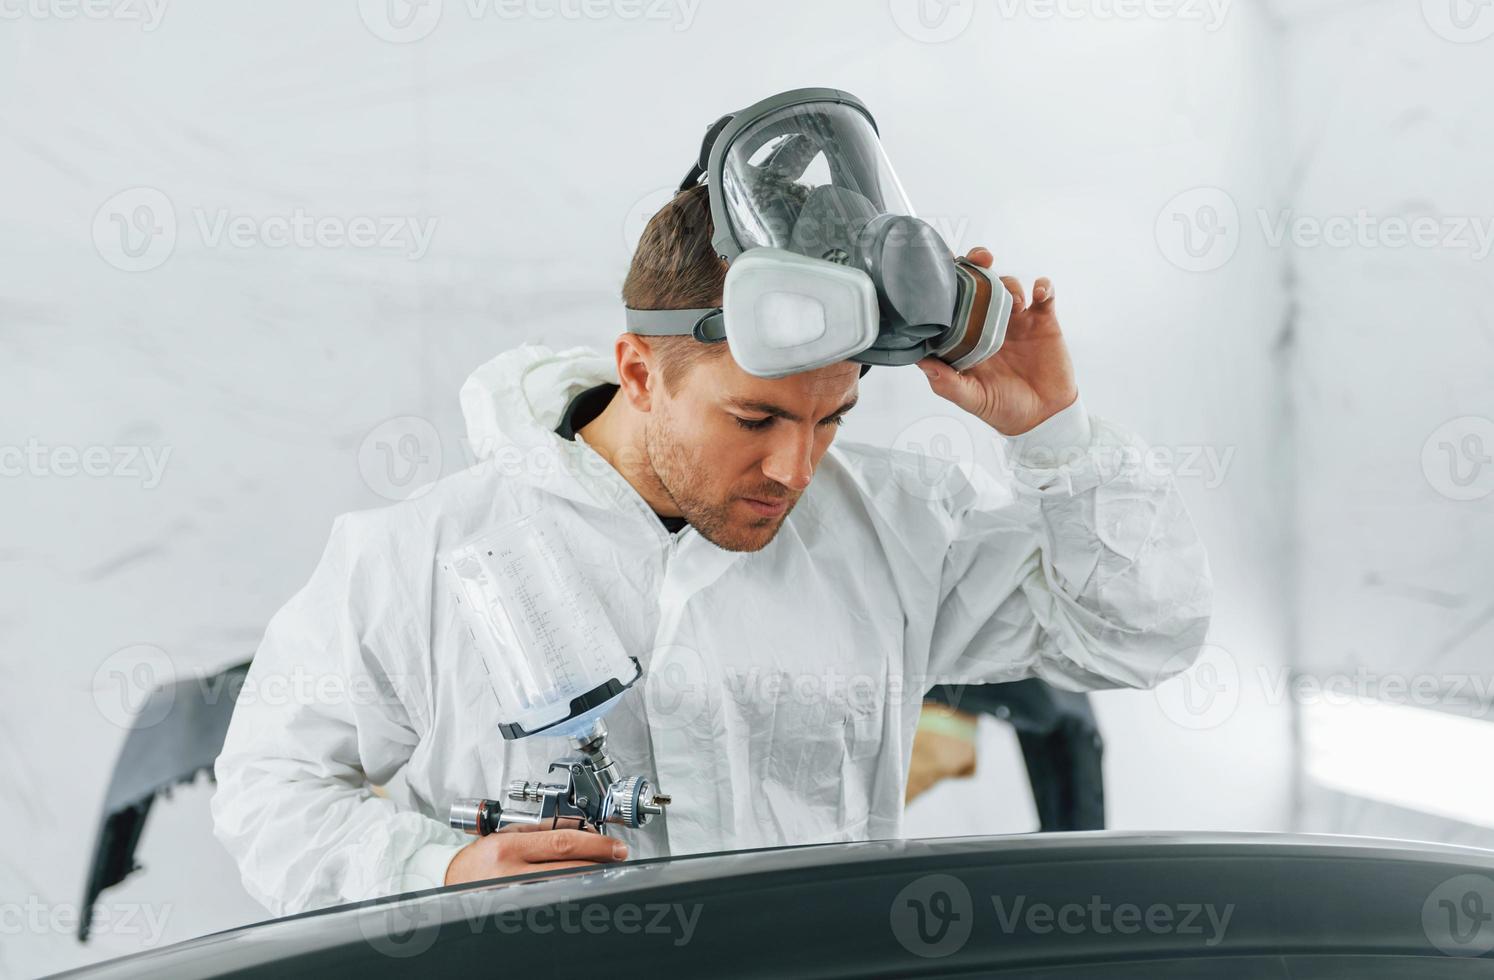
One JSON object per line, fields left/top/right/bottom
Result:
{"left": 444, "top": 820, "right": 629, "bottom": 886}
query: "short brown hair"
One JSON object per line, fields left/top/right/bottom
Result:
{"left": 622, "top": 182, "right": 729, "bottom": 393}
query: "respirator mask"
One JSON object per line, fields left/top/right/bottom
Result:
{"left": 625, "top": 87, "right": 1012, "bottom": 379}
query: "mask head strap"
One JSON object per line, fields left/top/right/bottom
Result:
{"left": 623, "top": 307, "right": 872, "bottom": 378}
{"left": 624, "top": 306, "right": 726, "bottom": 344}
{"left": 678, "top": 113, "right": 736, "bottom": 194}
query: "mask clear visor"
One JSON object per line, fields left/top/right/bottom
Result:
{"left": 720, "top": 102, "right": 915, "bottom": 259}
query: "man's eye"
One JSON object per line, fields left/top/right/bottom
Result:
{"left": 734, "top": 415, "right": 846, "bottom": 431}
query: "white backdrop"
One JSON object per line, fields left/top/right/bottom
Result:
{"left": 1277, "top": 1, "right": 1494, "bottom": 846}
{"left": 13, "top": 0, "right": 1489, "bottom": 974}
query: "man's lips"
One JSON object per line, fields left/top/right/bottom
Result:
{"left": 739, "top": 495, "right": 789, "bottom": 516}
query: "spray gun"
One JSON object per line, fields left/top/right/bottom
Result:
{"left": 449, "top": 718, "right": 669, "bottom": 835}
{"left": 440, "top": 512, "right": 671, "bottom": 838}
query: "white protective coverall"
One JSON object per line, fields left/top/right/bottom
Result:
{"left": 212, "top": 343, "right": 1213, "bottom": 916}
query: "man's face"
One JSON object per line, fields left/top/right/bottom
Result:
{"left": 644, "top": 352, "right": 861, "bottom": 553}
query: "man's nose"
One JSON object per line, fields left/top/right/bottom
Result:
{"left": 761, "top": 425, "right": 815, "bottom": 492}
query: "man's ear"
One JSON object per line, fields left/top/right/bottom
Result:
{"left": 614, "top": 334, "right": 659, "bottom": 412}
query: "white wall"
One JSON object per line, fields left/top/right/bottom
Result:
{"left": 2, "top": 3, "right": 1294, "bottom": 975}
{"left": 893, "top": 4, "right": 1298, "bottom": 838}
{"left": 1272, "top": 0, "right": 1494, "bottom": 845}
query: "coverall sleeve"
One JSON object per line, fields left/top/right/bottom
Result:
{"left": 211, "top": 514, "right": 468, "bottom": 916}
{"left": 926, "top": 397, "right": 1214, "bottom": 692}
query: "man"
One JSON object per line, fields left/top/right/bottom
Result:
{"left": 212, "top": 180, "right": 1212, "bottom": 916}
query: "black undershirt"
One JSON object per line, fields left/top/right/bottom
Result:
{"left": 555, "top": 382, "right": 689, "bottom": 535}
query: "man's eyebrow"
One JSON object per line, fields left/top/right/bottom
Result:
{"left": 726, "top": 395, "right": 859, "bottom": 423}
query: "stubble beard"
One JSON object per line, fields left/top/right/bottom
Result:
{"left": 643, "top": 417, "right": 788, "bottom": 553}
